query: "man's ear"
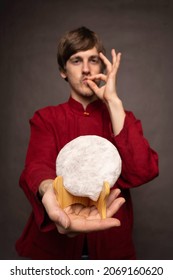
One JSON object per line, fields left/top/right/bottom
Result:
{"left": 60, "top": 70, "right": 67, "bottom": 79}
{"left": 60, "top": 70, "right": 68, "bottom": 82}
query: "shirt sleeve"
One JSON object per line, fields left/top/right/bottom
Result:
{"left": 111, "top": 111, "right": 159, "bottom": 189}
{"left": 19, "top": 108, "right": 58, "bottom": 232}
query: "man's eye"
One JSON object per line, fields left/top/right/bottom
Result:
{"left": 90, "top": 58, "right": 100, "bottom": 64}
{"left": 71, "top": 58, "right": 81, "bottom": 64}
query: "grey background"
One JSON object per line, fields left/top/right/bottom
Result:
{"left": 0, "top": 0, "right": 173, "bottom": 259}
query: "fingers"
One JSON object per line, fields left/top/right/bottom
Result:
{"left": 57, "top": 215, "right": 121, "bottom": 235}
{"left": 106, "top": 188, "right": 121, "bottom": 207}
{"left": 86, "top": 79, "right": 100, "bottom": 95}
{"left": 106, "top": 191, "right": 125, "bottom": 219}
{"left": 99, "top": 49, "right": 122, "bottom": 74}
{"left": 68, "top": 216, "right": 121, "bottom": 232}
{"left": 88, "top": 73, "right": 107, "bottom": 82}
{"left": 99, "top": 52, "right": 112, "bottom": 73}
{"left": 112, "top": 49, "right": 121, "bottom": 72}
{"left": 86, "top": 49, "right": 122, "bottom": 98}
{"left": 86, "top": 73, "right": 106, "bottom": 92}
{"left": 42, "top": 185, "right": 125, "bottom": 235}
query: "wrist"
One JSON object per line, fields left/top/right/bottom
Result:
{"left": 106, "top": 96, "right": 124, "bottom": 112}
{"left": 106, "top": 97, "right": 126, "bottom": 136}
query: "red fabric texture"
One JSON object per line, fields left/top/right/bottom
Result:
{"left": 16, "top": 97, "right": 159, "bottom": 259}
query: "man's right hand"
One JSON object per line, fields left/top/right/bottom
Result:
{"left": 39, "top": 179, "right": 125, "bottom": 236}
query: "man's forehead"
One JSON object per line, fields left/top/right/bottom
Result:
{"left": 70, "top": 47, "right": 99, "bottom": 59}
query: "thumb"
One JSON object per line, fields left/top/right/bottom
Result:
{"left": 42, "top": 187, "right": 71, "bottom": 229}
{"left": 86, "top": 79, "right": 100, "bottom": 95}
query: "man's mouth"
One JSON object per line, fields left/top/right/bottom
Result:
{"left": 82, "top": 77, "right": 89, "bottom": 85}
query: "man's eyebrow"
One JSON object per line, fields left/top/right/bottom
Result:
{"left": 90, "top": 55, "right": 99, "bottom": 58}
{"left": 70, "top": 54, "right": 100, "bottom": 60}
{"left": 69, "top": 55, "right": 81, "bottom": 60}
{"left": 89, "top": 55, "right": 100, "bottom": 59}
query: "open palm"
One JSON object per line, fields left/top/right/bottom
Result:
{"left": 56, "top": 188, "right": 125, "bottom": 236}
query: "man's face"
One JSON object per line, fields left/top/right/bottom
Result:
{"left": 60, "top": 47, "right": 102, "bottom": 101}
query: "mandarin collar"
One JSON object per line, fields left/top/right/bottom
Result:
{"left": 68, "top": 97, "right": 103, "bottom": 115}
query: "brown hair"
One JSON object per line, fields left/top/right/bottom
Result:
{"left": 57, "top": 26, "right": 106, "bottom": 72}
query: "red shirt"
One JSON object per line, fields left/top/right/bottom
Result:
{"left": 16, "top": 97, "right": 159, "bottom": 259}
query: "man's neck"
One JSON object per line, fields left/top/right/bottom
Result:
{"left": 70, "top": 94, "right": 98, "bottom": 110}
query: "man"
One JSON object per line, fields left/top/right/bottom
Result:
{"left": 16, "top": 26, "right": 159, "bottom": 259}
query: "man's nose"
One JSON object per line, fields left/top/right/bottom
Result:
{"left": 82, "top": 61, "right": 90, "bottom": 75}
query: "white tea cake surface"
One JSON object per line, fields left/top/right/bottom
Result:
{"left": 56, "top": 135, "right": 122, "bottom": 201}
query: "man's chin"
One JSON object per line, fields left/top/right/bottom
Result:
{"left": 82, "top": 91, "right": 96, "bottom": 99}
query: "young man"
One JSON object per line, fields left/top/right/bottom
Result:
{"left": 16, "top": 27, "right": 159, "bottom": 259}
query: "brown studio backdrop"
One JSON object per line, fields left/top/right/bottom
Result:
{"left": 0, "top": 0, "right": 173, "bottom": 259}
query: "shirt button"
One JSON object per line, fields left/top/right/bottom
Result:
{"left": 83, "top": 111, "right": 90, "bottom": 116}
